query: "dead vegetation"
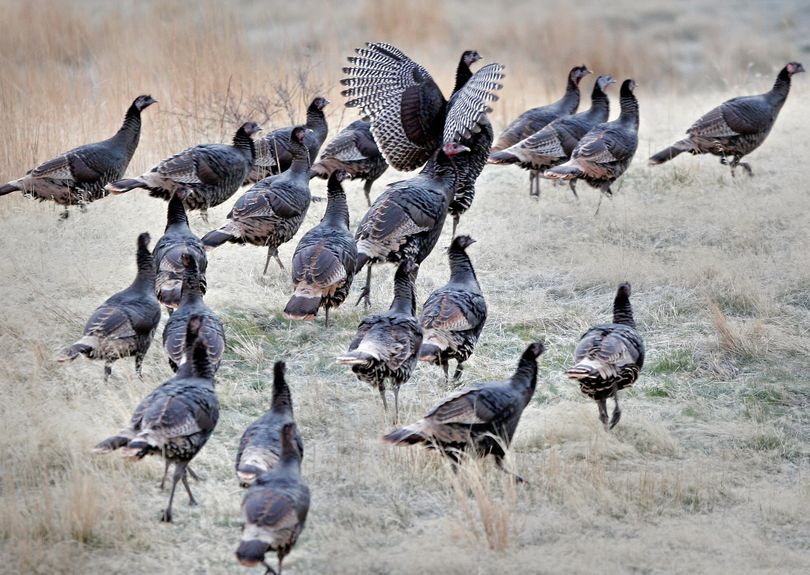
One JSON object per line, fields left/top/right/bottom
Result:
{"left": 1, "top": 0, "right": 810, "bottom": 573}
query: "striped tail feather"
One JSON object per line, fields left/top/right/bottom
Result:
{"left": 336, "top": 350, "right": 375, "bottom": 366}
{"left": 487, "top": 150, "right": 519, "bottom": 165}
{"left": 92, "top": 434, "right": 132, "bottom": 454}
{"left": 418, "top": 342, "right": 442, "bottom": 363}
{"left": 105, "top": 178, "right": 145, "bottom": 195}
{"left": 201, "top": 227, "right": 238, "bottom": 250}
{"left": 236, "top": 539, "right": 271, "bottom": 567}
{"left": 56, "top": 337, "right": 97, "bottom": 362}
{"left": 649, "top": 139, "right": 693, "bottom": 165}
{"left": 382, "top": 422, "right": 429, "bottom": 445}
{"left": 544, "top": 162, "right": 584, "bottom": 180}
{"left": 283, "top": 293, "right": 322, "bottom": 321}
{"left": 0, "top": 182, "right": 20, "bottom": 196}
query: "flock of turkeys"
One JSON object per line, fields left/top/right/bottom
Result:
{"left": 1, "top": 40, "right": 803, "bottom": 573}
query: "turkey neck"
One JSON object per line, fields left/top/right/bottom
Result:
{"left": 511, "top": 348, "right": 539, "bottom": 396}
{"left": 306, "top": 105, "right": 328, "bottom": 143}
{"left": 322, "top": 184, "right": 349, "bottom": 229}
{"left": 233, "top": 129, "right": 256, "bottom": 161}
{"left": 585, "top": 83, "right": 610, "bottom": 122}
{"left": 423, "top": 151, "right": 459, "bottom": 198}
{"left": 190, "top": 338, "right": 216, "bottom": 381}
{"left": 559, "top": 73, "right": 582, "bottom": 113}
{"left": 452, "top": 59, "right": 473, "bottom": 95}
{"left": 180, "top": 268, "right": 204, "bottom": 305}
{"left": 289, "top": 143, "right": 312, "bottom": 173}
{"left": 613, "top": 290, "right": 635, "bottom": 327}
{"left": 165, "top": 194, "right": 190, "bottom": 233}
{"left": 111, "top": 102, "right": 143, "bottom": 160}
{"left": 277, "top": 427, "right": 302, "bottom": 475}
{"left": 271, "top": 365, "right": 293, "bottom": 414}
{"left": 390, "top": 267, "right": 416, "bottom": 316}
{"left": 767, "top": 66, "right": 793, "bottom": 107}
{"left": 618, "top": 89, "right": 639, "bottom": 130}
{"left": 132, "top": 242, "right": 156, "bottom": 293}
{"left": 448, "top": 245, "right": 478, "bottom": 287}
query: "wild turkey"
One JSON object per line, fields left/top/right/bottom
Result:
{"left": 544, "top": 79, "right": 639, "bottom": 214}
{"left": 248, "top": 97, "right": 329, "bottom": 183}
{"left": 489, "top": 75, "right": 615, "bottom": 198}
{"left": 57, "top": 232, "right": 161, "bottom": 381}
{"left": 106, "top": 121, "right": 261, "bottom": 219}
{"left": 565, "top": 283, "right": 644, "bottom": 430}
{"left": 202, "top": 127, "right": 312, "bottom": 274}
{"left": 353, "top": 143, "right": 469, "bottom": 308}
{"left": 152, "top": 194, "right": 208, "bottom": 313}
{"left": 418, "top": 235, "right": 487, "bottom": 383}
{"left": 163, "top": 254, "right": 225, "bottom": 373}
{"left": 649, "top": 62, "right": 804, "bottom": 176}
{"left": 283, "top": 170, "right": 357, "bottom": 326}
{"left": 491, "top": 66, "right": 591, "bottom": 195}
{"left": 235, "top": 361, "right": 304, "bottom": 487}
{"left": 384, "top": 341, "right": 545, "bottom": 482}
{"left": 0, "top": 95, "right": 157, "bottom": 218}
{"left": 336, "top": 260, "right": 422, "bottom": 423}
{"left": 309, "top": 120, "right": 388, "bottom": 206}
{"left": 94, "top": 315, "right": 219, "bottom": 523}
{"left": 236, "top": 422, "right": 310, "bottom": 575}
{"left": 341, "top": 44, "right": 504, "bottom": 234}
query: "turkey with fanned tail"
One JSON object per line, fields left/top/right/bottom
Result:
{"left": 341, "top": 44, "right": 504, "bottom": 234}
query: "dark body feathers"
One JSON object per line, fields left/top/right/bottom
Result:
{"left": 0, "top": 95, "right": 156, "bottom": 215}
{"left": 152, "top": 194, "right": 208, "bottom": 312}
{"left": 248, "top": 97, "right": 329, "bottom": 183}
{"left": 309, "top": 120, "right": 388, "bottom": 206}
{"left": 565, "top": 283, "right": 644, "bottom": 430}
{"left": 649, "top": 62, "right": 804, "bottom": 176}
{"left": 236, "top": 362, "right": 304, "bottom": 487}
{"left": 58, "top": 232, "right": 161, "bottom": 381}
{"left": 284, "top": 170, "right": 357, "bottom": 325}
{"left": 384, "top": 342, "right": 544, "bottom": 482}
{"left": 418, "top": 235, "right": 487, "bottom": 382}
{"left": 545, "top": 79, "right": 639, "bottom": 208}
{"left": 107, "top": 122, "right": 261, "bottom": 213}
{"left": 236, "top": 422, "right": 309, "bottom": 575}
{"left": 202, "top": 127, "right": 312, "bottom": 274}
{"left": 337, "top": 261, "right": 422, "bottom": 422}
{"left": 94, "top": 316, "right": 220, "bottom": 523}
{"left": 162, "top": 256, "right": 225, "bottom": 374}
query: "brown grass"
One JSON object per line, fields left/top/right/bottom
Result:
{"left": 2, "top": 0, "right": 810, "bottom": 573}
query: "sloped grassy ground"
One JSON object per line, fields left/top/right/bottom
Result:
{"left": 1, "top": 91, "right": 810, "bottom": 574}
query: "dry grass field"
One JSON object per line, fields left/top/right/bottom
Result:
{"left": 1, "top": 0, "right": 810, "bottom": 573}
